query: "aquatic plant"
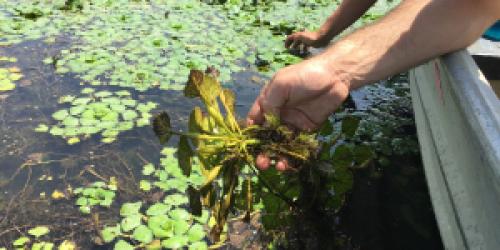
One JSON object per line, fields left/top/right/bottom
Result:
{"left": 99, "top": 149, "right": 209, "bottom": 249}
{"left": 0, "top": 57, "right": 22, "bottom": 92}
{"left": 152, "top": 68, "right": 373, "bottom": 244}
{"left": 35, "top": 87, "right": 157, "bottom": 144}
{"left": 73, "top": 180, "right": 117, "bottom": 214}
{"left": 11, "top": 226, "right": 76, "bottom": 250}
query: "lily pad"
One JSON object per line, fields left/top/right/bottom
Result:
{"left": 133, "top": 225, "right": 154, "bottom": 244}
{"left": 28, "top": 226, "right": 50, "bottom": 238}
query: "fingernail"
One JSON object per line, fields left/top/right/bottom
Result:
{"left": 276, "top": 161, "right": 287, "bottom": 171}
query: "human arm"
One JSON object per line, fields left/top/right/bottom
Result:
{"left": 249, "top": 0, "right": 500, "bottom": 170}
{"left": 285, "top": 0, "right": 377, "bottom": 49}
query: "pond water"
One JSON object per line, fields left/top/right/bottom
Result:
{"left": 0, "top": 1, "right": 442, "bottom": 249}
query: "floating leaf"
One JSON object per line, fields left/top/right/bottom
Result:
{"left": 28, "top": 226, "right": 50, "bottom": 238}
{"left": 148, "top": 215, "right": 174, "bottom": 238}
{"left": 139, "top": 180, "right": 152, "bottom": 191}
{"left": 114, "top": 240, "right": 134, "bottom": 250}
{"left": 58, "top": 240, "right": 76, "bottom": 250}
{"left": 35, "top": 124, "right": 49, "bottom": 132}
{"left": 152, "top": 112, "right": 172, "bottom": 144}
{"left": 120, "top": 202, "right": 142, "bottom": 217}
{"left": 101, "top": 224, "right": 121, "bottom": 243}
{"left": 142, "top": 163, "right": 155, "bottom": 175}
{"left": 13, "top": 236, "right": 30, "bottom": 246}
{"left": 162, "top": 235, "right": 188, "bottom": 249}
{"left": 146, "top": 203, "right": 170, "bottom": 216}
{"left": 169, "top": 208, "right": 190, "bottom": 221}
{"left": 189, "top": 241, "right": 208, "bottom": 250}
{"left": 121, "top": 214, "right": 142, "bottom": 232}
{"left": 188, "top": 224, "right": 205, "bottom": 243}
{"left": 133, "top": 225, "right": 154, "bottom": 244}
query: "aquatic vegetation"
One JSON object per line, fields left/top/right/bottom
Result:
{"left": 73, "top": 180, "right": 117, "bottom": 214}
{"left": 36, "top": 87, "right": 157, "bottom": 144}
{"left": 0, "top": 57, "right": 22, "bottom": 92}
{"left": 99, "top": 149, "right": 209, "bottom": 249}
{"left": 151, "top": 69, "right": 373, "bottom": 244}
{"left": 10, "top": 226, "right": 76, "bottom": 250}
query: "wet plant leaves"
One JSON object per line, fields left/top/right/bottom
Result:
{"left": 332, "top": 145, "right": 353, "bottom": 169}
{"left": 148, "top": 215, "right": 174, "bottom": 238}
{"left": 169, "top": 208, "right": 190, "bottom": 221}
{"left": 178, "top": 135, "right": 193, "bottom": 177}
{"left": 188, "top": 224, "right": 205, "bottom": 242}
{"left": 121, "top": 214, "right": 142, "bottom": 232}
{"left": 153, "top": 112, "right": 172, "bottom": 145}
{"left": 58, "top": 240, "right": 77, "bottom": 250}
{"left": 189, "top": 241, "right": 208, "bottom": 250}
{"left": 133, "top": 225, "right": 154, "bottom": 244}
{"left": 341, "top": 116, "right": 360, "bottom": 138}
{"left": 101, "top": 224, "right": 121, "bottom": 243}
{"left": 120, "top": 202, "right": 142, "bottom": 217}
{"left": 142, "top": 163, "right": 156, "bottom": 175}
{"left": 187, "top": 186, "right": 202, "bottom": 216}
{"left": 162, "top": 235, "right": 188, "bottom": 249}
{"left": 114, "top": 240, "right": 134, "bottom": 250}
{"left": 28, "top": 226, "right": 50, "bottom": 238}
{"left": 13, "top": 236, "right": 30, "bottom": 246}
{"left": 146, "top": 203, "right": 170, "bottom": 216}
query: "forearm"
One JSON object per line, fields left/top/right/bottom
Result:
{"left": 317, "top": 0, "right": 377, "bottom": 45}
{"left": 318, "top": 0, "right": 500, "bottom": 90}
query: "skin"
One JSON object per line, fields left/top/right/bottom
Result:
{"left": 248, "top": 0, "right": 500, "bottom": 171}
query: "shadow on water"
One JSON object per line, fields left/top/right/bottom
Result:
{"left": 0, "top": 24, "right": 441, "bottom": 250}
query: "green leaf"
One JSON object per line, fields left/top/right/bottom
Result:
{"left": 341, "top": 116, "right": 360, "bottom": 138}
{"left": 142, "top": 163, "right": 155, "bottom": 175}
{"left": 28, "top": 226, "right": 50, "bottom": 238}
{"left": 120, "top": 202, "right": 142, "bottom": 217}
{"left": 189, "top": 241, "right": 208, "bottom": 250}
{"left": 178, "top": 135, "right": 193, "bottom": 177}
{"left": 12, "top": 236, "right": 30, "bottom": 246}
{"left": 152, "top": 112, "right": 172, "bottom": 145}
{"left": 101, "top": 224, "right": 121, "bottom": 243}
{"left": 121, "top": 214, "right": 142, "bottom": 232}
{"left": 122, "top": 110, "right": 138, "bottom": 121}
{"left": 169, "top": 208, "right": 190, "bottom": 221}
{"left": 353, "top": 144, "right": 374, "bottom": 165}
{"left": 184, "top": 69, "right": 221, "bottom": 104}
{"left": 31, "top": 242, "right": 54, "bottom": 250}
{"left": 114, "top": 240, "right": 134, "bottom": 250}
{"left": 148, "top": 215, "right": 174, "bottom": 238}
{"left": 133, "top": 225, "right": 154, "bottom": 244}
{"left": 35, "top": 124, "right": 49, "bottom": 132}
{"left": 146, "top": 203, "right": 170, "bottom": 216}
{"left": 162, "top": 235, "right": 188, "bottom": 249}
{"left": 52, "top": 110, "right": 69, "bottom": 121}
{"left": 187, "top": 224, "right": 205, "bottom": 242}
{"left": 139, "top": 180, "right": 152, "bottom": 191}
{"left": 332, "top": 145, "right": 353, "bottom": 169}
{"left": 163, "top": 194, "right": 188, "bottom": 206}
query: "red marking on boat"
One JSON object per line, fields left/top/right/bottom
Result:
{"left": 434, "top": 60, "right": 444, "bottom": 104}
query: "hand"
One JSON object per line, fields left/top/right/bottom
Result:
{"left": 285, "top": 30, "right": 327, "bottom": 50}
{"left": 247, "top": 57, "right": 350, "bottom": 171}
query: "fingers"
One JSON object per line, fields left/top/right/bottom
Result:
{"left": 246, "top": 96, "right": 264, "bottom": 126}
{"left": 255, "top": 154, "right": 291, "bottom": 172}
{"left": 256, "top": 154, "right": 271, "bottom": 170}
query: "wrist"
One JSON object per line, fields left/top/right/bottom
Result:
{"left": 318, "top": 39, "right": 367, "bottom": 91}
